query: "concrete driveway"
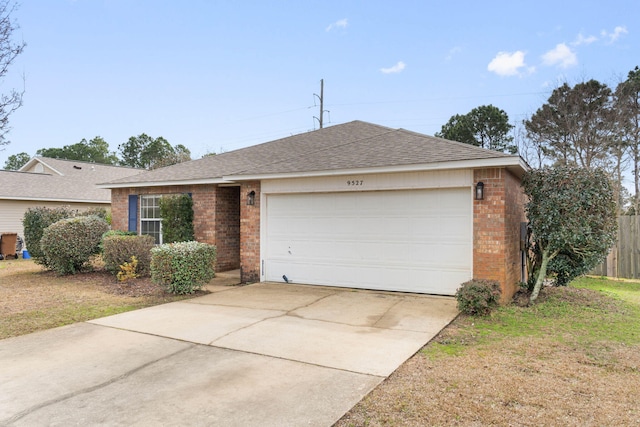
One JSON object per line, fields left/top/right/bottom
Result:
{"left": 0, "top": 277, "right": 458, "bottom": 426}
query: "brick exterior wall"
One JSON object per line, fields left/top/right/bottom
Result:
{"left": 240, "top": 181, "right": 261, "bottom": 283}
{"left": 111, "top": 188, "right": 130, "bottom": 232}
{"left": 110, "top": 184, "right": 240, "bottom": 272}
{"left": 473, "top": 168, "right": 526, "bottom": 301}
{"left": 504, "top": 170, "right": 527, "bottom": 293}
{"left": 215, "top": 186, "right": 241, "bottom": 271}
{"left": 192, "top": 185, "right": 217, "bottom": 245}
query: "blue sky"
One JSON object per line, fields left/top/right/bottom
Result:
{"left": 0, "top": 0, "right": 638, "bottom": 168}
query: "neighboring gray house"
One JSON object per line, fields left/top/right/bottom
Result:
{"left": 0, "top": 157, "right": 142, "bottom": 249}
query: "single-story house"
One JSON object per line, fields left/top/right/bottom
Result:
{"left": 0, "top": 157, "right": 141, "bottom": 248}
{"left": 101, "top": 121, "right": 528, "bottom": 300}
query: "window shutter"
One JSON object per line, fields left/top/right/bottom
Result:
{"left": 128, "top": 195, "right": 138, "bottom": 232}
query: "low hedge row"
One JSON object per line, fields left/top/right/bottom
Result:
{"left": 150, "top": 241, "right": 217, "bottom": 294}
{"left": 102, "top": 233, "right": 155, "bottom": 277}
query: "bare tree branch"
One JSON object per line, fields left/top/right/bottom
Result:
{"left": 0, "top": 0, "right": 25, "bottom": 147}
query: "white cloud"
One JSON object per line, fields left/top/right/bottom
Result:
{"left": 572, "top": 33, "right": 598, "bottom": 46}
{"left": 601, "top": 25, "right": 628, "bottom": 43}
{"left": 542, "top": 43, "right": 577, "bottom": 68}
{"left": 380, "top": 61, "right": 406, "bottom": 74}
{"left": 445, "top": 46, "right": 462, "bottom": 61}
{"left": 487, "top": 51, "right": 528, "bottom": 76}
{"left": 326, "top": 18, "right": 348, "bottom": 32}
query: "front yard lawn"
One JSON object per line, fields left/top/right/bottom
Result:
{"left": 336, "top": 277, "right": 640, "bottom": 426}
{"left": 0, "top": 259, "right": 205, "bottom": 340}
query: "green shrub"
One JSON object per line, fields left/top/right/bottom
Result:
{"left": 150, "top": 241, "right": 216, "bottom": 294}
{"left": 99, "top": 229, "right": 137, "bottom": 253}
{"left": 102, "top": 234, "right": 154, "bottom": 277}
{"left": 23, "top": 206, "right": 76, "bottom": 266}
{"left": 455, "top": 279, "right": 502, "bottom": 316}
{"left": 40, "top": 216, "right": 110, "bottom": 275}
{"left": 159, "top": 194, "right": 194, "bottom": 243}
{"left": 103, "top": 230, "right": 137, "bottom": 238}
{"left": 78, "top": 207, "right": 109, "bottom": 222}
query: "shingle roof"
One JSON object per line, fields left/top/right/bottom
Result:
{"left": 103, "top": 120, "right": 519, "bottom": 187}
{"left": 1, "top": 157, "right": 142, "bottom": 202}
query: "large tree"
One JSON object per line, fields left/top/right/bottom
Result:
{"left": 523, "top": 166, "right": 617, "bottom": 303}
{"left": 436, "top": 104, "right": 516, "bottom": 153}
{"left": 152, "top": 143, "right": 192, "bottom": 169}
{"left": 118, "top": 134, "right": 191, "bottom": 169}
{"left": 615, "top": 66, "right": 640, "bottom": 213}
{"left": 3, "top": 150, "right": 28, "bottom": 169}
{"left": 525, "top": 80, "right": 616, "bottom": 170}
{"left": 0, "top": 1, "right": 24, "bottom": 148}
{"left": 36, "top": 136, "right": 118, "bottom": 165}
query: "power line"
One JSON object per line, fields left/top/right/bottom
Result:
{"left": 325, "top": 90, "right": 551, "bottom": 108}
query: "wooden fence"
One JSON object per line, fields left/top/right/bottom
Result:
{"left": 592, "top": 215, "right": 640, "bottom": 279}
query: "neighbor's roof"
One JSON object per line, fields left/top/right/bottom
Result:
{"left": 101, "top": 120, "right": 527, "bottom": 188}
{"left": 1, "top": 157, "right": 142, "bottom": 203}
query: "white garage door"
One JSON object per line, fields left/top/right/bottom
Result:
{"left": 264, "top": 188, "right": 472, "bottom": 295}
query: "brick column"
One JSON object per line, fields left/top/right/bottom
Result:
{"left": 240, "top": 181, "right": 261, "bottom": 283}
{"left": 473, "top": 168, "right": 525, "bottom": 301}
{"left": 503, "top": 170, "right": 527, "bottom": 293}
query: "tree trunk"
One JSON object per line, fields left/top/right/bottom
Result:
{"left": 529, "top": 247, "right": 555, "bottom": 304}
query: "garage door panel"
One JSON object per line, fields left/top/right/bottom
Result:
{"left": 409, "top": 218, "right": 465, "bottom": 240}
{"left": 407, "top": 242, "right": 470, "bottom": 266}
{"left": 275, "top": 242, "right": 470, "bottom": 268}
{"left": 269, "top": 260, "right": 469, "bottom": 295}
{"left": 265, "top": 189, "right": 472, "bottom": 295}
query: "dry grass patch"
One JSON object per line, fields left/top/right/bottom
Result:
{"left": 0, "top": 259, "right": 206, "bottom": 339}
{"left": 336, "top": 278, "right": 640, "bottom": 426}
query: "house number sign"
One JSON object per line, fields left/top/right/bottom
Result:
{"left": 346, "top": 180, "right": 364, "bottom": 186}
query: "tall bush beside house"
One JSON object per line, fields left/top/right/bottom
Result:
{"left": 40, "top": 216, "right": 110, "bottom": 275}
{"left": 23, "top": 206, "right": 76, "bottom": 267}
{"left": 159, "top": 194, "right": 194, "bottom": 243}
{"left": 102, "top": 234, "right": 155, "bottom": 277}
{"left": 523, "top": 166, "right": 617, "bottom": 303}
{"left": 150, "top": 241, "right": 216, "bottom": 294}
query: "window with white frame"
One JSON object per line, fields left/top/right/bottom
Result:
{"left": 140, "top": 195, "right": 162, "bottom": 244}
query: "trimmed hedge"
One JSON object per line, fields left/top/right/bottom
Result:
{"left": 99, "top": 230, "right": 137, "bottom": 253}
{"left": 40, "top": 216, "right": 110, "bottom": 275}
{"left": 102, "top": 234, "right": 155, "bottom": 277}
{"left": 150, "top": 241, "right": 216, "bottom": 294}
{"left": 455, "top": 279, "right": 502, "bottom": 316}
{"left": 23, "top": 206, "right": 76, "bottom": 267}
{"left": 78, "top": 207, "right": 109, "bottom": 222}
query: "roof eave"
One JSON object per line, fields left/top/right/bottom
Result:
{"left": 223, "top": 156, "right": 529, "bottom": 181}
{"left": 0, "top": 196, "right": 110, "bottom": 204}
{"left": 97, "top": 177, "right": 233, "bottom": 189}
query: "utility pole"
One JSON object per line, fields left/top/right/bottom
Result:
{"left": 318, "top": 79, "right": 324, "bottom": 128}
{"left": 313, "top": 79, "right": 328, "bottom": 129}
